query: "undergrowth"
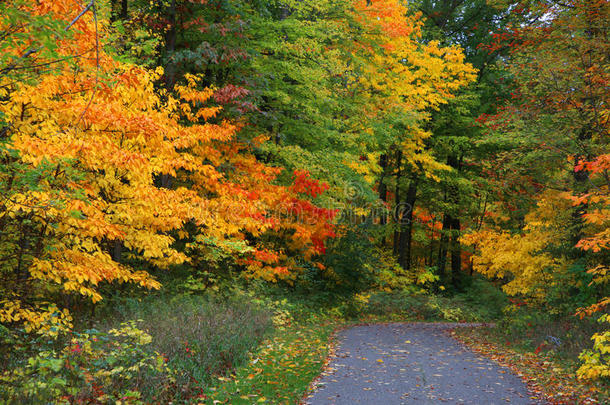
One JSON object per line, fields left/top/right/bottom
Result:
{"left": 2, "top": 277, "right": 605, "bottom": 404}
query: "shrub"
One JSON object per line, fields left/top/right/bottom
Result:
{"left": 101, "top": 294, "right": 273, "bottom": 390}
{"left": 1, "top": 293, "right": 273, "bottom": 403}
{"left": 0, "top": 322, "right": 171, "bottom": 404}
{"left": 455, "top": 277, "right": 509, "bottom": 320}
{"left": 578, "top": 314, "right": 610, "bottom": 380}
{"left": 491, "top": 301, "right": 603, "bottom": 369}
{"left": 317, "top": 226, "right": 381, "bottom": 292}
{"left": 361, "top": 290, "right": 468, "bottom": 321}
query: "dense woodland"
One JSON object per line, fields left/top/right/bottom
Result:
{"left": 0, "top": 0, "right": 608, "bottom": 403}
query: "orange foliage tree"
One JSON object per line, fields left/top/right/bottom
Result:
{"left": 0, "top": 0, "right": 335, "bottom": 333}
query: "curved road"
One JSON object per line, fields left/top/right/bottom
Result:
{"left": 305, "top": 323, "right": 540, "bottom": 405}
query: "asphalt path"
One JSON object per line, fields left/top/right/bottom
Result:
{"left": 305, "top": 323, "right": 540, "bottom": 405}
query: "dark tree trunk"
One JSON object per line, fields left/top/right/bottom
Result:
{"left": 378, "top": 153, "right": 389, "bottom": 245}
{"left": 392, "top": 149, "right": 402, "bottom": 255}
{"left": 450, "top": 216, "right": 462, "bottom": 289}
{"left": 111, "top": 240, "right": 122, "bottom": 263}
{"left": 121, "top": 0, "right": 128, "bottom": 20}
{"left": 436, "top": 214, "right": 451, "bottom": 278}
{"left": 160, "top": 174, "right": 173, "bottom": 189}
{"left": 440, "top": 153, "right": 462, "bottom": 286}
{"left": 164, "top": 0, "right": 178, "bottom": 91}
{"left": 378, "top": 153, "right": 388, "bottom": 222}
{"left": 398, "top": 175, "right": 418, "bottom": 270}
{"left": 158, "top": 0, "right": 177, "bottom": 189}
{"left": 16, "top": 222, "right": 31, "bottom": 298}
{"left": 427, "top": 232, "right": 435, "bottom": 267}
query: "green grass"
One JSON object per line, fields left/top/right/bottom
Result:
{"left": 201, "top": 318, "right": 337, "bottom": 404}
{"left": 97, "top": 294, "right": 273, "bottom": 388}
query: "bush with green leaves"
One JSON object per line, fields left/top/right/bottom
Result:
{"left": 0, "top": 321, "right": 172, "bottom": 404}
{"left": 1, "top": 293, "right": 273, "bottom": 403}
{"left": 316, "top": 225, "right": 384, "bottom": 292}
{"left": 578, "top": 314, "right": 610, "bottom": 380}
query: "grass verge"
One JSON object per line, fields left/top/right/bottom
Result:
{"left": 201, "top": 318, "right": 337, "bottom": 404}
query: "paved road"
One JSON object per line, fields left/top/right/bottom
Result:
{"left": 305, "top": 323, "right": 539, "bottom": 405}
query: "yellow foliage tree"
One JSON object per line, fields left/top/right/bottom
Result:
{"left": 462, "top": 190, "right": 573, "bottom": 299}
{"left": 352, "top": 0, "right": 477, "bottom": 175}
{"left": 0, "top": 1, "right": 218, "bottom": 332}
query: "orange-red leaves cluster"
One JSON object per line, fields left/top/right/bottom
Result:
{"left": 291, "top": 170, "right": 330, "bottom": 198}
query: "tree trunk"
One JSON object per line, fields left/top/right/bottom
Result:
{"left": 378, "top": 153, "right": 388, "bottom": 222}
{"left": 427, "top": 232, "right": 435, "bottom": 267}
{"left": 120, "top": 0, "right": 128, "bottom": 20}
{"left": 378, "top": 153, "right": 388, "bottom": 245}
{"left": 450, "top": 216, "right": 462, "bottom": 289}
{"left": 441, "top": 153, "right": 462, "bottom": 286}
{"left": 398, "top": 175, "right": 418, "bottom": 270}
{"left": 392, "top": 149, "right": 402, "bottom": 255}
{"left": 160, "top": 173, "right": 173, "bottom": 189}
{"left": 158, "top": 0, "right": 177, "bottom": 189}
{"left": 111, "top": 240, "right": 122, "bottom": 263}
{"left": 436, "top": 214, "right": 451, "bottom": 278}
{"left": 164, "top": 0, "right": 178, "bottom": 91}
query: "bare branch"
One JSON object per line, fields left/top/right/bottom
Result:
{"left": 65, "top": 0, "right": 95, "bottom": 32}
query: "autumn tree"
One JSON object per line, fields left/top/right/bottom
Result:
{"left": 461, "top": 0, "right": 609, "bottom": 378}
{"left": 0, "top": 0, "right": 338, "bottom": 333}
